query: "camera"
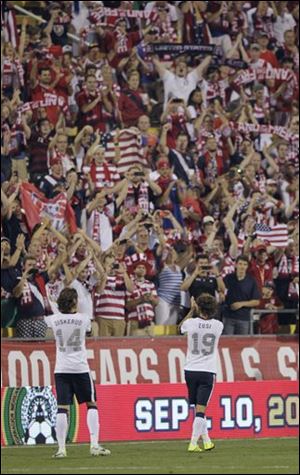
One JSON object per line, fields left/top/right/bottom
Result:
{"left": 112, "top": 263, "right": 120, "bottom": 270}
{"left": 134, "top": 172, "right": 145, "bottom": 177}
{"left": 143, "top": 223, "right": 153, "bottom": 230}
{"left": 201, "top": 265, "right": 212, "bottom": 271}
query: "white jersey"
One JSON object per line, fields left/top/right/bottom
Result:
{"left": 45, "top": 312, "right": 91, "bottom": 374}
{"left": 181, "top": 317, "right": 223, "bottom": 373}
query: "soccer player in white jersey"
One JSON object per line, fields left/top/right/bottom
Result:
{"left": 46, "top": 288, "right": 111, "bottom": 458}
{"left": 179, "top": 293, "right": 223, "bottom": 453}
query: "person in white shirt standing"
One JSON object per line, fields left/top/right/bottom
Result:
{"left": 179, "top": 293, "right": 223, "bottom": 453}
{"left": 46, "top": 288, "right": 111, "bottom": 458}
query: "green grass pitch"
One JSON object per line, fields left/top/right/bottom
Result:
{"left": 1, "top": 438, "right": 299, "bottom": 474}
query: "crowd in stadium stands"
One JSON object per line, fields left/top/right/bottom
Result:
{"left": 1, "top": 0, "right": 299, "bottom": 338}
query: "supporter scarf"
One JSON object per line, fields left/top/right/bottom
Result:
{"left": 277, "top": 255, "right": 299, "bottom": 277}
{"left": 234, "top": 67, "right": 295, "bottom": 86}
{"left": 90, "top": 160, "right": 111, "bottom": 185}
{"left": 125, "top": 182, "right": 149, "bottom": 211}
{"left": 35, "top": 274, "right": 52, "bottom": 315}
{"left": 89, "top": 7, "right": 157, "bottom": 23}
{"left": 20, "top": 278, "right": 50, "bottom": 314}
{"left": 92, "top": 210, "right": 101, "bottom": 242}
{"left": 17, "top": 95, "right": 68, "bottom": 120}
{"left": 145, "top": 43, "right": 221, "bottom": 57}
{"left": 2, "top": 57, "right": 24, "bottom": 87}
{"left": 231, "top": 122, "right": 297, "bottom": 142}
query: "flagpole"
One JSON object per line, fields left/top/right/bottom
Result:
{"left": 13, "top": 4, "right": 90, "bottom": 46}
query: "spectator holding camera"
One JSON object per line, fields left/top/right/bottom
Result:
{"left": 93, "top": 254, "right": 134, "bottom": 337}
{"left": 181, "top": 254, "right": 225, "bottom": 302}
{"left": 113, "top": 165, "right": 162, "bottom": 211}
{"left": 223, "top": 255, "right": 261, "bottom": 335}
{"left": 12, "top": 254, "right": 61, "bottom": 338}
{"left": 126, "top": 260, "right": 158, "bottom": 336}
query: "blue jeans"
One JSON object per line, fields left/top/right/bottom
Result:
{"left": 223, "top": 318, "right": 250, "bottom": 335}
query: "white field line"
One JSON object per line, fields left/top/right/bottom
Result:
{"left": 1, "top": 437, "right": 298, "bottom": 449}
{"left": 4, "top": 465, "right": 294, "bottom": 473}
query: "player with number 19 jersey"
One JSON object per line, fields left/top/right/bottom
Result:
{"left": 180, "top": 318, "right": 223, "bottom": 374}
{"left": 46, "top": 312, "right": 91, "bottom": 373}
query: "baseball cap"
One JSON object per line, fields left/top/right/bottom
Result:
{"left": 1, "top": 236, "right": 11, "bottom": 243}
{"left": 203, "top": 216, "right": 214, "bottom": 225}
{"left": 49, "top": 45, "right": 63, "bottom": 58}
{"left": 250, "top": 43, "right": 261, "bottom": 50}
{"left": 257, "top": 31, "right": 269, "bottom": 38}
{"left": 254, "top": 243, "right": 267, "bottom": 252}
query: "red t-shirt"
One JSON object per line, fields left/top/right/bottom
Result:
{"left": 118, "top": 89, "right": 147, "bottom": 127}
{"left": 76, "top": 90, "right": 105, "bottom": 132}
{"left": 31, "top": 84, "right": 65, "bottom": 125}
{"left": 249, "top": 259, "right": 274, "bottom": 292}
{"left": 260, "top": 51, "right": 279, "bottom": 68}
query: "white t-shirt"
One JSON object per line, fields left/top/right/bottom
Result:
{"left": 162, "top": 70, "right": 200, "bottom": 110}
{"left": 273, "top": 13, "right": 296, "bottom": 44}
{"left": 181, "top": 317, "right": 223, "bottom": 373}
{"left": 45, "top": 312, "right": 91, "bottom": 373}
{"left": 144, "top": 2, "right": 179, "bottom": 22}
{"left": 70, "top": 280, "right": 94, "bottom": 320}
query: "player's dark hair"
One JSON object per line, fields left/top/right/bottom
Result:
{"left": 57, "top": 288, "right": 78, "bottom": 313}
{"left": 196, "top": 293, "right": 217, "bottom": 319}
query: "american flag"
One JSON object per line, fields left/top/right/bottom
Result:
{"left": 105, "top": 128, "right": 147, "bottom": 176}
{"left": 255, "top": 223, "right": 289, "bottom": 248}
{"left": 1, "top": 1, "right": 18, "bottom": 49}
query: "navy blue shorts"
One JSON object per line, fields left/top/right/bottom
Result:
{"left": 55, "top": 372, "right": 96, "bottom": 405}
{"left": 184, "top": 370, "right": 215, "bottom": 406}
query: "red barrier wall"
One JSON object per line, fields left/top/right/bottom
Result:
{"left": 1, "top": 336, "right": 298, "bottom": 387}
{"left": 1, "top": 381, "right": 298, "bottom": 445}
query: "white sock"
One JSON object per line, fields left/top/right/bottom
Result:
{"left": 199, "top": 417, "right": 211, "bottom": 443}
{"left": 56, "top": 412, "right": 68, "bottom": 451}
{"left": 191, "top": 416, "right": 202, "bottom": 445}
{"left": 87, "top": 408, "right": 99, "bottom": 447}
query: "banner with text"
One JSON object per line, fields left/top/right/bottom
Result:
{"left": 1, "top": 336, "right": 298, "bottom": 388}
{"left": 1, "top": 381, "right": 298, "bottom": 446}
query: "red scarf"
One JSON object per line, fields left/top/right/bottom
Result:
{"left": 278, "top": 254, "right": 299, "bottom": 277}
{"left": 90, "top": 160, "right": 111, "bottom": 184}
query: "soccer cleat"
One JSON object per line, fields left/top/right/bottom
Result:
{"left": 188, "top": 443, "right": 203, "bottom": 452}
{"left": 90, "top": 445, "right": 111, "bottom": 456}
{"left": 203, "top": 441, "right": 215, "bottom": 451}
{"left": 52, "top": 449, "right": 67, "bottom": 458}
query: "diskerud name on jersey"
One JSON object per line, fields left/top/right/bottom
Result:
{"left": 180, "top": 318, "right": 224, "bottom": 374}
{"left": 45, "top": 312, "right": 91, "bottom": 374}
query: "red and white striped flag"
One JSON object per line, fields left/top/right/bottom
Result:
{"left": 255, "top": 223, "right": 289, "bottom": 248}
{"left": 105, "top": 128, "right": 147, "bottom": 175}
{"left": 1, "top": 1, "right": 19, "bottom": 49}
